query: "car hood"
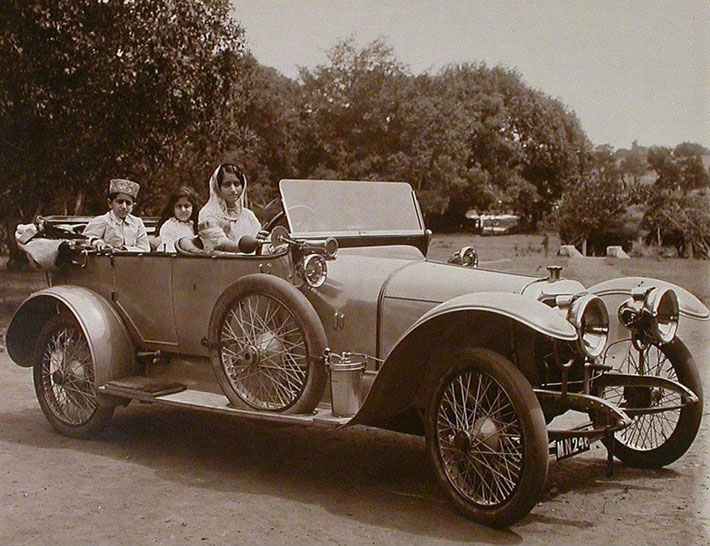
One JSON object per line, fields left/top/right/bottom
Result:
{"left": 382, "top": 260, "right": 586, "bottom": 303}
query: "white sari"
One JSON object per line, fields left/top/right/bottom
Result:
{"left": 197, "top": 166, "right": 261, "bottom": 251}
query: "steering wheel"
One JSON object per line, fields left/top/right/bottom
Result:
{"left": 264, "top": 210, "right": 285, "bottom": 231}
{"left": 289, "top": 205, "right": 317, "bottom": 232}
{"left": 264, "top": 205, "right": 316, "bottom": 233}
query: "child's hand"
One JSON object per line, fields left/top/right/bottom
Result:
{"left": 91, "top": 239, "right": 112, "bottom": 252}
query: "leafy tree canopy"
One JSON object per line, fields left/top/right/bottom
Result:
{"left": 558, "top": 145, "right": 640, "bottom": 253}
{"left": 295, "top": 39, "right": 589, "bottom": 226}
{"left": 0, "top": 0, "right": 247, "bottom": 228}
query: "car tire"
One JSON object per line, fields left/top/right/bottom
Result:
{"left": 33, "top": 312, "right": 114, "bottom": 438}
{"left": 594, "top": 337, "right": 703, "bottom": 468}
{"left": 209, "top": 273, "right": 327, "bottom": 414}
{"left": 425, "top": 347, "right": 548, "bottom": 528}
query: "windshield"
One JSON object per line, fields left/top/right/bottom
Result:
{"left": 279, "top": 179, "right": 424, "bottom": 237}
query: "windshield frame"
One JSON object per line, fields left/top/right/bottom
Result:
{"left": 279, "top": 179, "right": 426, "bottom": 239}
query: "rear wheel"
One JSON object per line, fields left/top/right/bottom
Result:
{"left": 425, "top": 348, "right": 548, "bottom": 527}
{"left": 209, "top": 274, "right": 327, "bottom": 414}
{"left": 595, "top": 338, "right": 702, "bottom": 468}
{"left": 33, "top": 313, "right": 114, "bottom": 438}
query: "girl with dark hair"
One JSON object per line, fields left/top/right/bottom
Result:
{"left": 156, "top": 185, "right": 200, "bottom": 252}
{"left": 198, "top": 163, "right": 261, "bottom": 252}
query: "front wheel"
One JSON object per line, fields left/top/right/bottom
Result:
{"left": 425, "top": 348, "right": 549, "bottom": 527}
{"left": 594, "top": 338, "right": 703, "bottom": 468}
{"left": 33, "top": 313, "right": 114, "bottom": 438}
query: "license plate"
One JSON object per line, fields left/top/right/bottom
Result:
{"left": 555, "top": 436, "right": 591, "bottom": 460}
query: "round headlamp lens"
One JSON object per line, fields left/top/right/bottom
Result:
{"left": 569, "top": 294, "right": 609, "bottom": 358}
{"left": 461, "top": 246, "right": 478, "bottom": 267}
{"left": 644, "top": 287, "right": 679, "bottom": 344}
{"left": 324, "top": 237, "right": 338, "bottom": 259}
{"left": 303, "top": 254, "right": 327, "bottom": 288}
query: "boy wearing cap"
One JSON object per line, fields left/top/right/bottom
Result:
{"left": 83, "top": 178, "right": 150, "bottom": 252}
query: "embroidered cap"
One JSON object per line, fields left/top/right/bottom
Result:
{"left": 109, "top": 178, "right": 140, "bottom": 199}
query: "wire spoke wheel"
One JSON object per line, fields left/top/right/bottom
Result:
{"left": 426, "top": 348, "right": 548, "bottom": 527}
{"left": 209, "top": 274, "right": 327, "bottom": 414}
{"left": 221, "top": 294, "right": 309, "bottom": 410}
{"left": 436, "top": 371, "right": 523, "bottom": 507}
{"left": 40, "top": 325, "right": 98, "bottom": 423}
{"left": 595, "top": 338, "right": 702, "bottom": 467}
{"left": 33, "top": 313, "right": 113, "bottom": 438}
{"left": 605, "top": 344, "right": 680, "bottom": 451}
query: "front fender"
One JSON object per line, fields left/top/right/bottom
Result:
{"left": 6, "top": 286, "right": 134, "bottom": 403}
{"left": 349, "top": 292, "right": 576, "bottom": 426}
{"left": 398, "top": 291, "right": 578, "bottom": 348}
{"left": 588, "top": 277, "right": 709, "bottom": 320}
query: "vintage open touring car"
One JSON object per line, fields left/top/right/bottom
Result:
{"left": 6, "top": 179, "right": 708, "bottom": 527}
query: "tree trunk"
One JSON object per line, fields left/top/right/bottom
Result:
{"left": 581, "top": 238, "right": 587, "bottom": 256}
{"left": 74, "top": 190, "right": 85, "bottom": 215}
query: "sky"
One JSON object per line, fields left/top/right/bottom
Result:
{"left": 231, "top": 0, "right": 709, "bottom": 150}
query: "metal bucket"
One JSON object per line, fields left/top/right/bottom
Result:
{"left": 330, "top": 357, "right": 365, "bottom": 417}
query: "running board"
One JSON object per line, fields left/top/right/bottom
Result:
{"left": 98, "top": 384, "right": 351, "bottom": 427}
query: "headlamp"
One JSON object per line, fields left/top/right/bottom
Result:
{"left": 302, "top": 254, "right": 327, "bottom": 288}
{"left": 448, "top": 246, "right": 479, "bottom": 268}
{"left": 619, "top": 287, "right": 679, "bottom": 345}
{"left": 567, "top": 294, "right": 609, "bottom": 358}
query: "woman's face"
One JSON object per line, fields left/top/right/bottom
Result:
{"left": 173, "top": 196, "right": 193, "bottom": 222}
{"left": 219, "top": 171, "right": 243, "bottom": 207}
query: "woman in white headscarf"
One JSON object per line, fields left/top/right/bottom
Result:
{"left": 198, "top": 164, "right": 262, "bottom": 252}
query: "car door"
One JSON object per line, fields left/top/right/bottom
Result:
{"left": 113, "top": 253, "right": 179, "bottom": 349}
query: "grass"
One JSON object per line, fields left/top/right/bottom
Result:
{"left": 1, "top": 233, "right": 708, "bottom": 351}
{"left": 427, "top": 233, "right": 710, "bottom": 304}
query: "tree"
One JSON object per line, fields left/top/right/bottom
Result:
{"left": 616, "top": 141, "right": 650, "bottom": 187}
{"left": 415, "top": 63, "right": 589, "bottom": 228}
{"left": 225, "top": 59, "right": 303, "bottom": 211}
{"left": 647, "top": 143, "right": 709, "bottom": 194}
{"left": 672, "top": 142, "right": 710, "bottom": 192}
{"left": 643, "top": 191, "right": 710, "bottom": 258}
{"left": 0, "top": 0, "right": 247, "bottom": 263}
{"left": 295, "top": 45, "right": 590, "bottom": 228}
{"left": 642, "top": 142, "right": 710, "bottom": 257}
{"left": 558, "top": 147, "right": 639, "bottom": 255}
{"left": 295, "top": 38, "right": 411, "bottom": 181}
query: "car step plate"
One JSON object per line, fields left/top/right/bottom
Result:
{"left": 554, "top": 435, "right": 591, "bottom": 461}
{"left": 104, "top": 376, "right": 186, "bottom": 398}
{"left": 98, "top": 385, "right": 350, "bottom": 427}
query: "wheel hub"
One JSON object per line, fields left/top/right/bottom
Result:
{"left": 650, "top": 387, "right": 663, "bottom": 405}
{"left": 451, "top": 418, "right": 501, "bottom": 453}
{"left": 243, "top": 346, "right": 259, "bottom": 366}
{"left": 472, "top": 417, "right": 501, "bottom": 451}
{"left": 452, "top": 430, "right": 472, "bottom": 451}
{"left": 52, "top": 370, "right": 65, "bottom": 386}
{"left": 254, "top": 332, "right": 282, "bottom": 361}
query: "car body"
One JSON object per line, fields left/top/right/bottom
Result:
{"left": 7, "top": 179, "right": 708, "bottom": 527}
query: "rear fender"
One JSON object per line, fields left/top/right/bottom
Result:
{"left": 350, "top": 292, "right": 577, "bottom": 426}
{"left": 6, "top": 286, "right": 135, "bottom": 405}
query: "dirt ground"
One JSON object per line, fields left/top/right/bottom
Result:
{"left": 1, "top": 242, "right": 709, "bottom": 544}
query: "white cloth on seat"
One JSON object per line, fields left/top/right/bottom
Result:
{"left": 15, "top": 225, "right": 62, "bottom": 269}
